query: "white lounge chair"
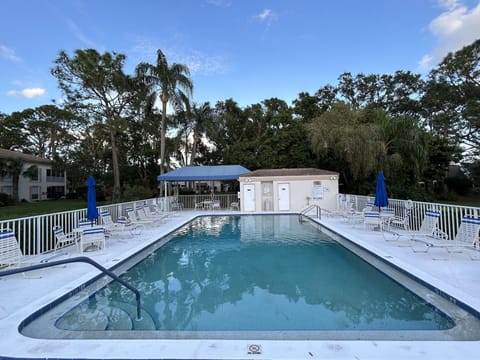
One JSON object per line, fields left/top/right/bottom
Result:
{"left": 0, "top": 228, "right": 69, "bottom": 272}
{"left": 420, "top": 216, "right": 480, "bottom": 256}
{"left": 142, "top": 204, "right": 169, "bottom": 222}
{"left": 101, "top": 210, "right": 143, "bottom": 235}
{"left": 135, "top": 205, "right": 163, "bottom": 225}
{"left": 385, "top": 209, "right": 444, "bottom": 244}
{"left": 126, "top": 207, "right": 154, "bottom": 226}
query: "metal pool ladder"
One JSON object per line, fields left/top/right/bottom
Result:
{"left": 0, "top": 256, "right": 143, "bottom": 320}
{"left": 299, "top": 204, "right": 322, "bottom": 222}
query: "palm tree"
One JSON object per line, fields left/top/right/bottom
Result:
{"left": 0, "top": 157, "right": 24, "bottom": 202}
{"left": 136, "top": 50, "right": 193, "bottom": 175}
{"left": 190, "top": 102, "right": 212, "bottom": 165}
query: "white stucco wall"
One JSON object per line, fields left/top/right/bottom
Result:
{"left": 0, "top": 163, "right": 66, "bottom": 201}
{"left": 239, "top": 174, "right": 339, "bottom": 212}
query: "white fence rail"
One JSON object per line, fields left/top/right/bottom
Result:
{"left": 1, "top": 193, "right": 479, "bottom": 260}
{"left": 0, "top": 198, "right": 161, "bottom": 257}
{"left": 173, "top": 194, "right": 238, "bottom": 210}
{"left": 340, "top": 193, "right": 480, "bottom": 241}
{"left": 0, "top": 194, "right": 238, "bottom": 259}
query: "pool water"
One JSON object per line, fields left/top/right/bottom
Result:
{"left": 54, "top": 215, "right": 454, "bottom": 333}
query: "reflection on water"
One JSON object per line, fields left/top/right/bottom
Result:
{"left": 64, "top": 215, "right": 455, "bottom": 331}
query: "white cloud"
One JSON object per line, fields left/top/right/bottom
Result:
{"left": 173, "top": 49, "right": 229, "bottom": 75}
{"left": 437, "top": 0, "right": 461, "bottom": 10}
{"left": 7, "top": 88, "right": 46, "bottom": 98}
{"left": 67, "top": 19, "right": 100, "bottom": 49}
{"left": 254, "top": 9, "right": 280, "bottom": 23}
{"left": 419, "top": 1, "right": 480, "bottom": 69}
{"left": 206, "top": 0, "right": 232, "bottom": 7}
{"left": 252, "top": 8, "right": 281, "bottom": 33}
{"left": 256, "top": 9, "right": 273, "bottom": 21}
{"left": 0, "top": 45, "right": 21, "bottom": 62}
{"left": 131, "top": 38, "right": 229, "bottom": 76}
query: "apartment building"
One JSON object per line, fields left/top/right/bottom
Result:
{"left": 0, "top": 148, "right": 67, "bottom": 201}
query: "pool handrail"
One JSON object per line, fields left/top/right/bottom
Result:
{"left": 0, "top": 256, "right": 142, "bottom": 320}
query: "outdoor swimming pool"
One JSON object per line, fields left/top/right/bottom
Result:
{"left": 20, "top": 215, "right": 480, "bottom": 340}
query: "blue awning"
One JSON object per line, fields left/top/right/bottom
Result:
{"left": 157, "top": 165, "right": 250, "bottom": 181}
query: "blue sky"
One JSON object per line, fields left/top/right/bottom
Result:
{"left": 1, "top": 0, "right": 480, "bottom": 115}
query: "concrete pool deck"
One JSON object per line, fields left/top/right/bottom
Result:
{"left": 0, "top": 210, "right": 479, "bottom": 359}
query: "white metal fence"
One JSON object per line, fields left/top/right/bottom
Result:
{"left": 0, "top": 198, "right": 161, "bottom": 257}
{"left": 0, "top": 194, "right": 238, "bottom": 259}
{"left": 340, "top": 193, "right": 480, "bottom": 241}
{"left": 173, "top": 194, "right": 238, "bottom": 210}
{"left": 1, "top": 193, "right": 479, "bottom": 260}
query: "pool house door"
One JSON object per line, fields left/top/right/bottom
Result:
{"left": 278, "top": 183, "right": 290, "bottom": 210}
{"left": 243, "top": 184, "right": 256, "bottom": 211}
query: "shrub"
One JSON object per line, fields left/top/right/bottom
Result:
{"left": 122, "top": 185, "right": 154, "bottom": 201}
{"left": 0, "top": 192, "right": 14, "bottom": 207}
{"left": 444, "top": 175, "right": 473, "bottom": 196}
{"left": 66, "top": 192, "right": 78, "bottom": 200}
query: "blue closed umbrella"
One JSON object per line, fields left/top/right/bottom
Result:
{"left": 86, "top": 175, "right": 99, "bottom": 223}
{"left": 374, "top": 171, "right": 389, "bottom": 208}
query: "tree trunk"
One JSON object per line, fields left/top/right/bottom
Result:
{"left": 110, "top": 130, "right": 121, "bottom": 203}
{"left": 190, "top": 128, "right": 199, "bottom": 166}
{"left": 160, "top": 96, "right": 168, "bottom": 175}
{"left": 12, "top": 174, "right": 19, "bottom": 202}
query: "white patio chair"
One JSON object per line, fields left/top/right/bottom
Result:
{"left": 387, "top": 207, "right": 412, "bottom": 231}
{"left": 380, "top": 207, "right": 395, "bottom": 229}
{"left": 53, "top": 226, "right": 78, "bottom": 251}
{"left": 211, "top": 199, "right": 221, "bottom": 210}
{"left": 79, "top": 227, "right": 106, "bottom": 253}
{"left": 363, "top": 211, "right": 382, "bottom": 231}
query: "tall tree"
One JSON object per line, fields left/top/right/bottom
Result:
{"left": 0, "top": 113, "right": 28, "bottom": 150}
{"left": 52, "top": 49, "right": 135, "bottom": 202}
{"left": 423, "top": 39, "right": 480, "bottom": 157}
{"left": 190, "top": 102, "right": 213, "bottom": 165}
{"left": 8, "top": 105, "right": 78, "bottom": 159}
{"left": 128, "top": 86, "right": 162, "bottom": 189}
{"left": 136, "top": 49, "right": 193, "bottom": 175}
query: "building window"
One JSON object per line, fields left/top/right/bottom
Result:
{"left": 30, "top": 186, "right": 40, "bottom": 201}
{"left": 24, "top": 165, "right": 39, "bottom": 182}
{"left": 46, "top": 168, "right": 65, "bottom": 182}
{"left": 47, "top": 186, "right": 65, "bottom": 199}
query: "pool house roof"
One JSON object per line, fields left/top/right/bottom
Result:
{"left": 239, "top": 167, "right": 339, "bottom": 178}
{"left": 157, "top": 165, "right": 250, "bottom": 181}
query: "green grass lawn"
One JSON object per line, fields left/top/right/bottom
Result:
{"left": 0, "top": 199, "right": 109, "bottom": 220}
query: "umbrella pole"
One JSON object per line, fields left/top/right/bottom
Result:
{"left": 164, "top": 181, "right": 168, "bottom": 211}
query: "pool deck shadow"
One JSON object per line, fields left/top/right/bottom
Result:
{"left": 0, "top": 210, "right": 479, "bottom": 360}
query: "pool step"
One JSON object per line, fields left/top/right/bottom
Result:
{"left": 56, "top": 299, "right": 156, "bottom": 331}
{"left": 56, "top": 306, "right": 109, "bottom": 331}
{"left": 109, "top": 301, "right": 156, "bottom": 330}
{"left": 100, "top": 305, "right": 133, "bottom": 330}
